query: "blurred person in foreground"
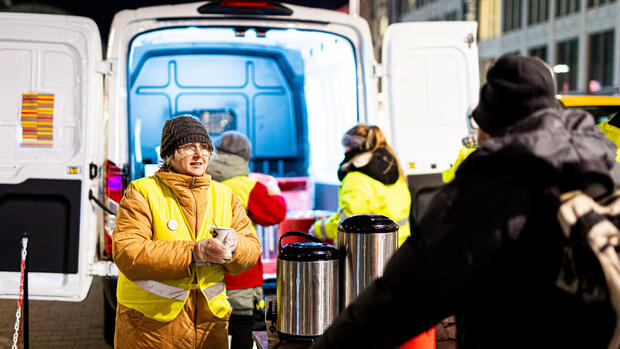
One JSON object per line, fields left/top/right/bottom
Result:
{"left": 207, "top": 130, "right": 286, "bottom": 349}
{"left": 312, "top": 54, "right": 620, "bottom": 348}
{"left": 112, "top": 115, "right": 261, "bottom": 349}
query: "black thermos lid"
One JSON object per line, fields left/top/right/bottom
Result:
{"left": 277, "top": 231, "right": 339, "bottom": 261}
{"left": 337, "top": 214, "right": 398, "bottom": 234}
{"left": 279, "top": 242, "right": 339, "bottom": 261}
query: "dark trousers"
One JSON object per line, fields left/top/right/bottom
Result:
{"left": 229, "top": 314, "right": 256, "bottom": 349}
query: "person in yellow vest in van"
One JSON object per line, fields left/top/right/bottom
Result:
{"left": 597, "top": 118, "right": 620, "bottom": 162}
{"left": 206, "top": 131, "right": 286, "bottom": 349}
{"left": 310, "top": 124, "right": 411, "bottom": 246}
{"left": 112, "top": 115, "right": 261, "bottom": 349}
{"left": 441, "top": 134, "right": 478, "bottom": 183}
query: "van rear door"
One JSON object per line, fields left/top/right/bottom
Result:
{"left": 381, "top": 21, "right": 480, "bottom": 176}
{"left": 106, "top": 2, "right": 375, "bottom": 210}
{"left": 0, "top": 13, "right": 103, "bottom": 301}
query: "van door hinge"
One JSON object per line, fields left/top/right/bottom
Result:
{"left": 464, "top": 33, "right": 475, "bottom": 48}
{"left": 88, "top": 261, "right": 119, "bottom": 277}
{"left": 96, "top": 59, "right": 116, "bottom": 75}
{"left": 89, "top": 162, "right": 98, "bottom": 180}
{"left": 372, "top": 63, "right": 385, "bottom": 79}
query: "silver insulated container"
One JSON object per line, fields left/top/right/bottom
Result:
{"left": 276, "top": 231, "right": 339, "bottom": 337}
{"left": 337, "top": 214, "right": 399, "bottom": 310}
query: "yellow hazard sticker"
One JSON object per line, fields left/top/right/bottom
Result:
{"left": 21, "top": 93, "right": 54, "bottom": 147}
{"left": 67, "top": 167, "right": 81, "bottom": 175}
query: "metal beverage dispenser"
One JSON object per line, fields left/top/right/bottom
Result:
{"left": 337, "top": 214, "right": 399, "bottom": 310}
{"left": 276, "top": 231, "right": 339, "bottom": 338}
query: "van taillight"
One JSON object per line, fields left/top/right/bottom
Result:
{"left": 221, "top": 0, "right": 275, "bottom": 7}
{"left": 104, "top": 160, "right": 123, "bottom": 256}
{"left": 105, "top": 160, "right": 123, "bottom": 203}
{"left": 197, "top": 0, "right": 292, "bottom": 15}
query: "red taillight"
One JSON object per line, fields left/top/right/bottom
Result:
{"left": 197, "top": 0, "right": 292, "bottom": 15}
{"left": 220, "top": 0, "right": 275, "bottom": 7}
{"left": 105, "top": 160, "right": 123, "bottom": 204}
{"left": 104, "top": 160, "right": 123, "bottom": 256}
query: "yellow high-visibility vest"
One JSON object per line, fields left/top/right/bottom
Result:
{"left": 311, "top": 172, "right": 411, "bottom": 247}
{"left": 116, "top": 176, "right": 233, "bottom": 321}
{"left": 442, "top": 146, "right": 476, "bottom": 183}
{"left": 222, "top": 176, "right": 257, "bottom": 209}
{"left": 221, "top": 176, "right": 258, "bottom": 231}
{"left": 598, "top": 120, "right": 620, "bottom": 162}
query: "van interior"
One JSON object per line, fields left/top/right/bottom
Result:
{"left": 127, "top": 26, "right": 359, "bottom": 212}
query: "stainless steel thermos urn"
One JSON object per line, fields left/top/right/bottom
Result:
{"left": 337, "top": 214, "right": 399, "bottom": 310}
{"left": 276, "top": 231, "right": 339, "bottom": 337}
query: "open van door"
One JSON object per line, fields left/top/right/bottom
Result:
{"left": 382, "top": 21, "right": 479, "bottom": 175}
{"left": 381, "top": 22, "right": 479, "bottom": 220}
{"left": 0, "top": 13, "right": 103, "bottom": 301}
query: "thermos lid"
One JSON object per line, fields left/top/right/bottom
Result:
{"left": 337, "top": 214, "right": 399, "bottom": 234}
{"left": 279, "top": 242, "right": 339, "bottom": 261}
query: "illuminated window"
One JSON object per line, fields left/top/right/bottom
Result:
{"left": 556, "top": 38, "right": 579, "bottom": 92}
{"left": 588, "top": 0, "right": 616, "bottom": 8}
{"left": 555, "top": 0, "right": 580, "bottom": 17}
{"left": 502, "top": 0, "right": 522, "bottom": 32}
{"left": 529, "top": 46, "right": 548, "bottom": 62}
{"left": 588, "top": 30, "right": 615, "bottom": 90}
{"left": 528, "top": 0, "right": 549, "bottom": 24}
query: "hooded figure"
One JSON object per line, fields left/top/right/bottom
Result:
{"left": 309, "top": 124, "right": 411, "bottom": 246}
{"left": 207, "top": 130, "right": 286, "bottom": 349}
{"left": 112, "top": 116, "right": 261, "bottom": 349}
{"left": 312, "top": 54, "right": 620, "bottom": 348}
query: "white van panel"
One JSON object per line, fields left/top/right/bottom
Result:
{"left": 0, "top": 13, "right": 103, "bottom": 301}
{"left": 382, "top": 22, "right": 480, "bottom": 175}
{"left": 106, "top": 2, "right": 376, "bottom": 188}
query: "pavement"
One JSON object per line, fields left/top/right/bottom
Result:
{"left": 0, "top": 276, "right": 457, "bottom": 349}
{"left": 0, "top": 277, "right": 111, "bottom": 349}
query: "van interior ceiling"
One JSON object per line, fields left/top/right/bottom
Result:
{"left": 127, "top": 26, "right": 359, "bottom": 204}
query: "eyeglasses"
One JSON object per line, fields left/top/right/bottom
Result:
{"left": 177, "top": 143, "right": 211, "bottom": 157}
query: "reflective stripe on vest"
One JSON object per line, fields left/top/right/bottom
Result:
{"left": 117, "top": 176, "right": 233, "bottom": 322}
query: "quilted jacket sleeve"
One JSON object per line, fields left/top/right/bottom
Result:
{"left": 112, "top": 183, "right": 195, "bottom": 281}
{"left": 224, "top": 194, "right": 261, "bottom": 275}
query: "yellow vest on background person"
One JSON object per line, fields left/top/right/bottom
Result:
{"left": 598, "top": 120, "right": 620, "bottom": 162}
{"left": 222, "top": 176, "right": 257, "bottom": 227}
{"left": 116, "top": 176, "right": 233, "bottom": 322}
{"left": 311, "top": 172, "right": 411, "bottom": 247}
{"left": 442, "top": 146, "right": 477, "bottom": 184}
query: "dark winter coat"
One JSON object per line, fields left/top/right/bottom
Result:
{"left": 312, "top": 108, "right": 620, "bottom": 349}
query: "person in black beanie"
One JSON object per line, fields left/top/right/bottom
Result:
{"left": 111, "top": 115, "right": 261, "bottom": 348}
{"left": 312, "top": 54, "right": 620, "bottom": 349}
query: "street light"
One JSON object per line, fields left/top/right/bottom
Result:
{"left": 553, "top": 64, "right": 570, "bottom": 74}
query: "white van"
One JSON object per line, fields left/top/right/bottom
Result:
{"left": 0, "top": 0, "right": 479, "bottom": 340}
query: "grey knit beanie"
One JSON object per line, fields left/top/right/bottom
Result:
{"left": 160, "top": 115, "right": 212, "bottom": 158}
{"left": 215, "top": 131, "right": 252, "bottom": 161}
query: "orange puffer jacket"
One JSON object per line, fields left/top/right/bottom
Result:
{"left": 112, "top": 170, "right": 260, "bottom": 349}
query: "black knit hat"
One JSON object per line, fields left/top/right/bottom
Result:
{"left": 472, "top": 54, "right": 557, "bottom": 136}
{"left": 160, "top": 115, "right": 212, "bottom": 158}
{"left": 215, "top": 131, "right": 252, "bottom": 161}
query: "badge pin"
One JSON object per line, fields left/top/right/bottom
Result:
{"left": 167, "top": 219, "right": 178, "bottom": 231}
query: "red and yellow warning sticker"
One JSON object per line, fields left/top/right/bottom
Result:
{"left": 21, "top": 93, "right": 54, "bottom": 147}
